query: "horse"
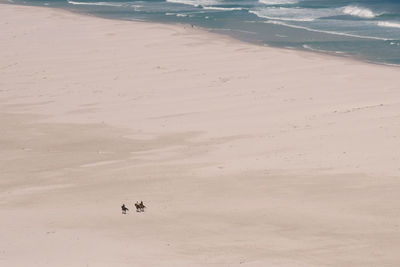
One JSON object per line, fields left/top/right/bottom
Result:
{"left": 121, "top": 204, "right": 129, "bottom": 214}
{"left": 135, "top": 201, "right": 146, "bottom": 212}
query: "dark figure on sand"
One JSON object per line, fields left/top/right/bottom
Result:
{"left": 121, "top": 204, "right": 129, "bottom": 214}
{"left": 135, "top": 201, "right": 146, "bottom": 212}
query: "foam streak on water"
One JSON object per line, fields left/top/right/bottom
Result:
{"left": 259, "top": 0, "right": 299, "bottom": 5}
{"left": 379, "top": 21, "right": 400, "bottom": 29}
{"left": 166, "top": 0, "right": 220, "bottom": 8}
{"left": 67, "top": 1, "right": 124, "bottom": 7}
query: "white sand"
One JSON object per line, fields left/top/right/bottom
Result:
{"left": 1, "top": 4, "right": 400, "bottom": 266}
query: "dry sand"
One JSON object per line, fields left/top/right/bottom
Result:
{"left": 1, "top": 3, "right": 400, "bottom": 266}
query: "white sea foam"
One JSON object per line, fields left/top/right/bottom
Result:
{"left": 378, "top": 21, "right": 400, "bottom": 29}
{"left": 259, "top": 0, "right": 299, "bottom": 5}
{"left": 166, "top": 0, "right": 220, "bottom": 8}
{"left": 202, "top": 6, "right": 245, "bottom": 11}
{"left": 249, "top": 9, "right": 315, "bottom": 21}
{"left": 250, "top": 5, "right": 381, "bottom": 23}
{"left": 249, "top": 7, "right": 344, "bottom": 22}
{"left": 165, "top": 13, "right": 188, "bottom": 17}
{"left": 67, "top": 1, "right": 124, "bottom": 7}
{"left": 342, "top": 6, "right": 377, "bottom": 19}
{"left": 265, "top": 20, "right": 390, "bottom": 41}
{"left": 303, "top": 44, "right": 344, "bottom": 54}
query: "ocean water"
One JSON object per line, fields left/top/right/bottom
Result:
{"left": 5, "top": 0, "right": 400, "bottom": 65}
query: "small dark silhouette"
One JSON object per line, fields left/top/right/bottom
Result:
{"left": 135, "top": 201, "right": 146, "bottom": 212}
{"left": 140, "top": 201, "right": 146, "bottom": 211}
{"left": 121, "top": 204, "right": 129, "bottom": 214}
{"left": 134, "top": 202, "right": 140, "bottom": 212}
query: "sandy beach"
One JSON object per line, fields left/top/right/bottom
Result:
{"left": 1, "top": 3, "right": 400, "bottom": 266}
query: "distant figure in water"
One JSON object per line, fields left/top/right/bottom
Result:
{"left": 121, "top": 204, "right": 129, "bottom": 214}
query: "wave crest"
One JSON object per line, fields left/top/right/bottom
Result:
{"left": 378, "top": 21, "right": 400, "bottom": 29}
{"left": 342, "top": 6, "right": 377, "bottom": 19}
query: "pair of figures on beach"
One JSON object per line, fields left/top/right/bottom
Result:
{"left": 121, "top": 201, "right": 145, "bottom": 214}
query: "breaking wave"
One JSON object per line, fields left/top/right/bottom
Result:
{"left": 249, "top": 5, "right": 383, "bottom": 22}
{"left": 378, "top": 21, "right": 400, "bottom": 29}
{"left": 342, "top": 6, "right": 378, "bottom": 19}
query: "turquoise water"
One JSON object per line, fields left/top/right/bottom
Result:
{"left": 5, "top": 0, "right": 400, "bottom": 65}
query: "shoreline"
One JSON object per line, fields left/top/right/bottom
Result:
{"left": 2, "top": 3, "right": 400, "bottom": 266}
{"left": 4, "top": 1, "right": 400, "bottom": 68}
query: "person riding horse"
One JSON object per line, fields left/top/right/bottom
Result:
{"left": 121, "top": 204, "right": 129, "bottom": 214}
{"left": 135, "top": 201, "right": 146, "bottom": 212}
